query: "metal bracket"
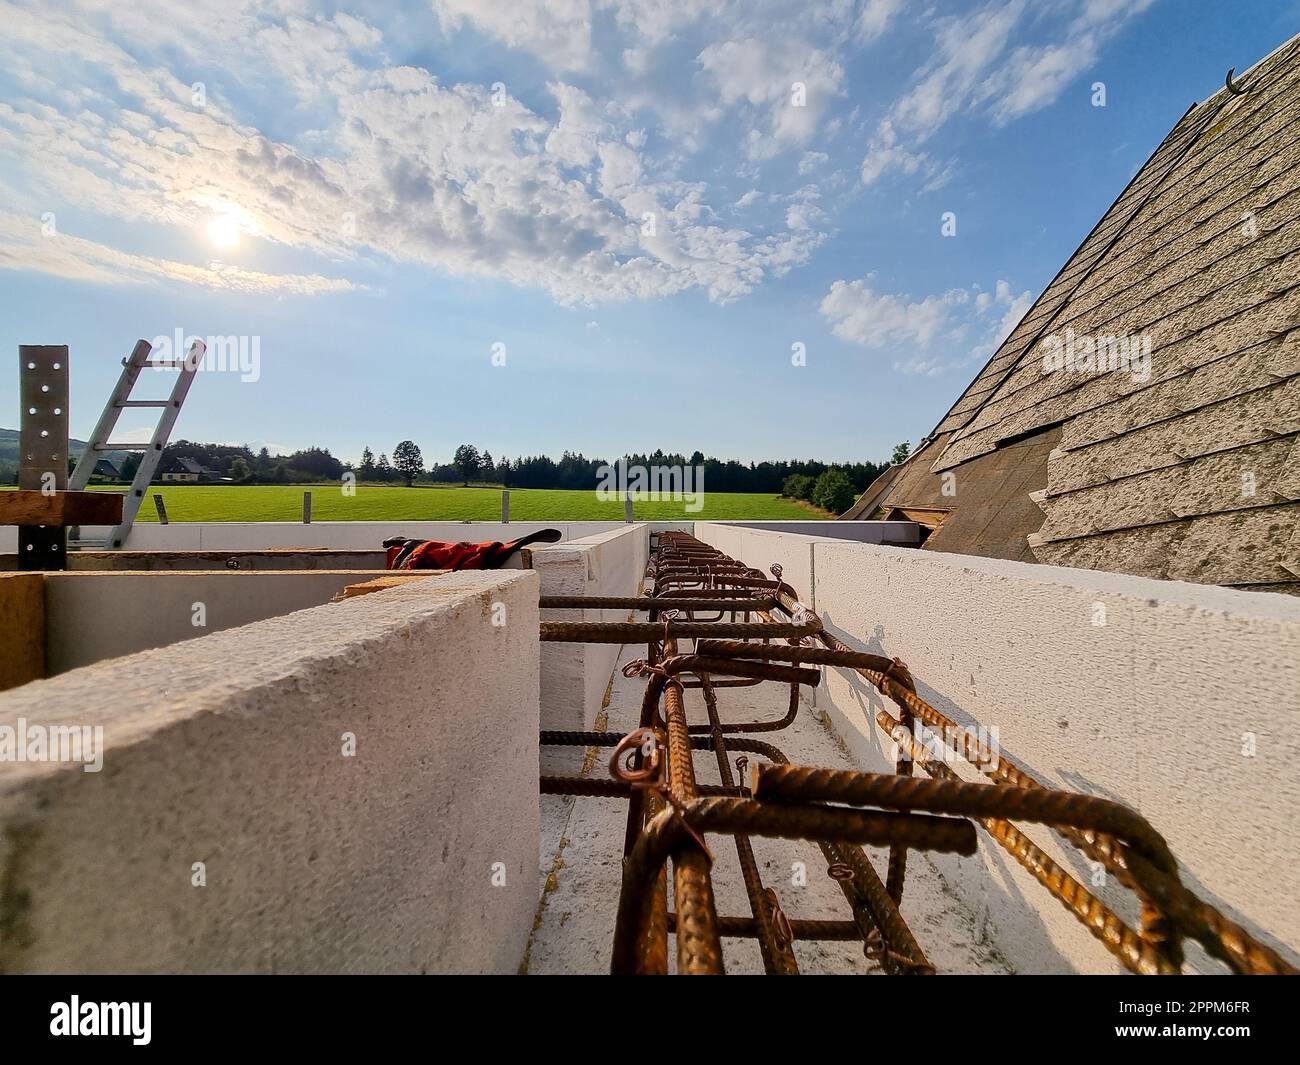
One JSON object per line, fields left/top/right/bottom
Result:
{"left": 17, "top": 345, "right": 69, "bottom": 569}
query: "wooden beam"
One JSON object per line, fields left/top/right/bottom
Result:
{"left": 0, "top": 490, "right": 124, "bottom": 527}
{"left": 0, "top": 572, "right": 44, "bottom": 690}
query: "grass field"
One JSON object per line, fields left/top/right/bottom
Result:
{"left": 61, "top": 484, "right": 829, "bottom": 522}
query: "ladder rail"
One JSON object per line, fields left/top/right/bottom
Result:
{"left": 109, "top": 341, "right": 202, "bottom": 547}
{"left": 68, "top": 339, "right": 151, "bottom": 491}
{"left": 68, "top": 337, "right": 204, "bottom": 549}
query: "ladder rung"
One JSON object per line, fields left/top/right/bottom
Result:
{"left": 68, "top": 539, "right": 111, "bottom": 548}
{"left": 141, "top": 359, "right": 189, "bottom": 369}
{"left": 96, "top": 442, "right": 156, "bottom": 451}
{"left": 116, "top": 400, "right": 172, "bottom": 408}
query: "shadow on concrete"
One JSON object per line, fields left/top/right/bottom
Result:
{"left": 818, "top": 609, "right": 1078, "bottom": 973}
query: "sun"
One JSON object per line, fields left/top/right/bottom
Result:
{"left": 206, "top": 214, "right": 240, "bottom": 249}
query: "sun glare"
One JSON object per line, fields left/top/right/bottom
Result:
{"left": 206, "top": 214, "right": 240, "bottom": 249}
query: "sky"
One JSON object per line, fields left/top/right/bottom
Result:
{"left": 0, "top": 0, "right": 1295, "bottom": 468}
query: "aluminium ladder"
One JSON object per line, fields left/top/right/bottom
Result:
{"left": 67, "top": 337, "right": 204, "bottom": 549}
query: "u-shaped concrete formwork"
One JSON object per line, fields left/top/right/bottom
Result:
{"left": 693, "top": 520, "right": 1300, "bottom": 974}
{"left": 0, "top": 570, "right": 539, "bottom": 974}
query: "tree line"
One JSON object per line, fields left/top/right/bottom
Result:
{"left": 71, "top": 438, "right": 914, "bottom": 505}
{"left": 112, "top": 442, "right": 349, "bottom": 485}
{"left": 360, "top": 442, "right": 908, "bottom": 498}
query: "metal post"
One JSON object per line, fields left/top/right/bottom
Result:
{"left": 501, "top": 489, "right": 510, "bottom": 523}
{"left": 302, "top": 490, "right": 312, "bottom": 524}
{"left": 17, "top": 345, "right": 69, "bottom": 569}
{"left": 153, "top": 493, "right": 169, "bottom": 524}
{"left": 624, "top": 494, "right": 634, "bottom": 523}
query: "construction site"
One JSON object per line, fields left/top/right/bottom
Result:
{"left": 2, "top": 8, "right": 1299, "bottom": 988}
{"left": 2, "top": 501, "right": 1298, "bottom": 974}
{"left": 2, "top": 355, "right": 1297, "bottom": 973}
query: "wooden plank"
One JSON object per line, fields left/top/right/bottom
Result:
{"left": 0, "top": 490, "right": 124, "bottom": 526}
{"left": 0, "top": 549, "right": 391, "bottom": 572}
{"left": 0, "top": 572, "right": 44, "bottom": 690}
{"left": 332, "top": 574, "right": 442, "bottom": 601}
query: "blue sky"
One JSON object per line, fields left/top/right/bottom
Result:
{"left": 0, "top": 0, "right": 1294, "bottom": 467}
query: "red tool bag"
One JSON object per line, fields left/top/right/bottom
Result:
{"left": 383, "top": 528, "right": 562, "bottom": 570}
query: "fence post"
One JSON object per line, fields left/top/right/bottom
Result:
{"left": 502, "top": 489, "right": 510, "bottom": 523}
{"left": 153, "top": 493, "right": 169, "bottom": 525}
{"left": 303, "top": 490, "right": 312, "bottom": 524}
{"left": 624, "top": 494, "right": 633, "bottom": 523}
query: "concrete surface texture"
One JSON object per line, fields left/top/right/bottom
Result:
{"left": 0, "top": 570, "right": 540, "bottom": 974}
{"left": 42, "top": 570, "right": 394, "bottom": 674}
{"left": 526, "top": 641, "right": 1013, "bottom": 975}
{"left": 694, "top": 522, "right": 1300, "bottom": 973}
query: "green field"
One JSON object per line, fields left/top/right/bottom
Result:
{"left": 68, "top": 484, "right": 828, "bottom": 522}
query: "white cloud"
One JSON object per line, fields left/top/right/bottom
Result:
{"left": 431, "top": 0, "right": 595, "bottom": 73}
{"left": 798, "top": 150, "right": 829, "bottom": 175}
{"left": 820, "top": 276, "right": 965, "bottom": 349}
{"left": 0, "top": 212, "right": 356, "bottom": 295}
{"left": 697, "top": 36, "right": 844, "bottom": 157}
{"left": 860, "top": 0, "right": 1152, "bottom": 186}
{"left": 821, "top": 272, "right": 1036, "bottom": 375}
{"left": 785, "top": 202, "right": 824, "bottom": 230}
{"left": 544, "top": 82, "right": 609, "bottom": 168}
{"left": 856, "top": 0, "right": 904, "bottom": 44}
{"left": 981, "top": 0, "right": 1157, "bottom": 124}
{"left": 992, "top": 278, "right": 1033, "bottom": 342}
{"left": 0, "top": 2, "right": 830, "bottom": 305}
{"left": 0, "top": 0, "right": 1137, "bottom": 311}
{"left": 860, "top": 119, "right": 926, "bottom": 185}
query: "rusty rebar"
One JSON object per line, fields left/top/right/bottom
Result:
{"left": 667, "top": 913, "right": 861, "bottom": 941}
{"left": 661, "top": 668, "right": 725, "bottom": 974}
{"left": 540, "top": 595, "right": 778, "bottom": 611}
{"left": 553, "top": 533, "right": 1293, "bottom": 976}
{"left": 541, "top": 620, "right": 817, "bottom": 642}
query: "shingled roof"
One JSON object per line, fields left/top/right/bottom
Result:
{"left": 845, "top": 33, "right": 1300, "bottom": 595}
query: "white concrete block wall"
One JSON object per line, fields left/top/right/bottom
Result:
{"left": 43, "top": 571, "right": 385, "bottom": 673}
{"left": 98, "top": 520, "right": 626, "bottom": 552}
{"left": 0, "top": 570, "right": 540, "bottom": 974}
{"left": 694, "top": 525, "right": 1300, "bottom": 974}
{"left": 2, "top": 520, "right": 698, "bottom": 555}
{"left": 691, "top": 520, "right": 742, "bottom": 561}
{"left": 712, "top": 520, "right": 921, "bottom": 545}
{"left": 530, "top": 525, "right": 647, "bottom": 772}
{"left": 694, "top": 523, "right": 819, "bottom": 713}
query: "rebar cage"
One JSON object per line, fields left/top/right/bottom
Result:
{"left": 538, "top": 531, "right": 1292, "bottom": 975}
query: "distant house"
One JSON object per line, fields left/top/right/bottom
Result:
{"left": 161, "top": 457, "right": 214, "bottom": 483}
{"left": 843, "top": 34, "right": 1300, "bottom": 595}
{"left": 91, "top": 458, "right": 120, "bottom": 480}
